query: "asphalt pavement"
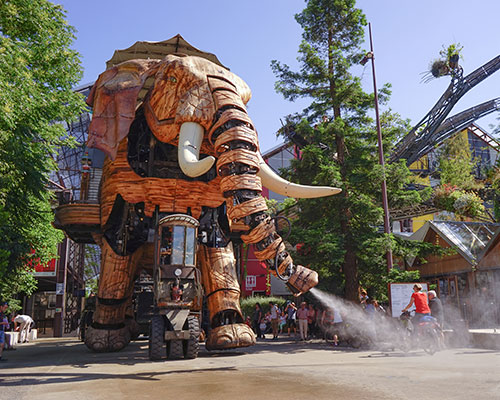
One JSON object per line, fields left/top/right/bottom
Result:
{"left": 1, "top": 335, "right": 499, "bottom": 400}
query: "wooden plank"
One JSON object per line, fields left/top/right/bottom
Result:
{"left": 100, "top": 139, "right": 225, "bottom": 224}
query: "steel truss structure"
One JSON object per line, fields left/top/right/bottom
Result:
{"left": 48, "top": 83, "right": 95, "bottom": 334}
{"left": 391, "top": 55, "right": 500, "bottom": 166}
{"left": 49, "top": 84, "right": 93, "bottom": 201}
{"left": 64, "top": 240, "right": 85, "bottom": 333}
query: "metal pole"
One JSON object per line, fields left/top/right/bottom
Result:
{"left": 368, "top": 23, "right": 393, "bottom": 271}
{"left": 54, "top": 238, "right": 69, "bottom": 337}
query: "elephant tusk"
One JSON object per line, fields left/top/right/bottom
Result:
{"left": 256, "top": 153, "right": 341, "bottom": 198}
{"left": 178, "top": 122, "right": 216, "bottom": 177}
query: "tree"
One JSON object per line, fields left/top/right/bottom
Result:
{"left": 83, "top": 244, "right": 100, "bottom": 296}
{"left": 432, "top": 134, "right": 486, "bottom": 219}
{"left": 0, "top": 0, "right": 86, "bottom": 304}
{"left": 438, "top": 133, "right": 476, "bottom": 190}
{"left": 272, "top": 0, "right": 423, "bottom": 301}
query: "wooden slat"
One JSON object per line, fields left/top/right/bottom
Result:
{"left": 100, "top": 139, "right": 225, "bottom": 223}
{"left": 54, "top": 203, "right": 101, "bottom": 226}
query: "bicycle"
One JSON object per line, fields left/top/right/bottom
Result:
{"left": 399, "top": 311, "right": 441, "bottom": 355}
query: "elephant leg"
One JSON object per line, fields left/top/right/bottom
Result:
{"left": 85, "top": 239, "right": 142, "bottom": 352}
{"left": 198, "top": 243, "right": 255, "bottom": 350}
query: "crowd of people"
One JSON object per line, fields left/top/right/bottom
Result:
{"left": 249, "top": 300, "right": 347, "bottom": 343}
{"left": 247, "top": 285, "right": 445, "bottom": 348}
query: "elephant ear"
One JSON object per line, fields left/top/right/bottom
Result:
{"left": 86, "top": 59, "right": 160, "bottom": 160}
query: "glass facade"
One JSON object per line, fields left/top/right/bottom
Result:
{"left": 432, "top": 221, "right": 499, "bottom": 262}
{"left": 468, "top": 130, "right": 491, "bottom": 179}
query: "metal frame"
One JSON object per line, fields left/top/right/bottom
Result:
{"left": 391, "top": 55, "right": 500, "bottom": 165}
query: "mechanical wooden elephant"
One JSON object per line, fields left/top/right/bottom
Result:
{"left": 82, "top": 51, "right": 340, "bottom": 352}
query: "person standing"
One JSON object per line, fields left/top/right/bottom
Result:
{"left": 0, "top": 302, "right": 9, "bottom": 362}
{"left": 320, "top": 307, "right": 334, "bottom": 341}
{"left": 307, "top": 304, "right": 316, "bottom": 339}
{"left": 14, "top": 314, "right": 34, "bottom": 343}
{"left": 252, "top": 303, "right": 263, "bottom": 339}
{"left": 279, "top": 310, "right": 287, "bottom": 335}
{"left": 296, "top": 302, "right": 309, "bottom": 341}
{"left": 330, "top": 307, "right": 344, "bottom": 346}
{"left": 285, "top": 302, "right": 297, "bottom": 337}
{"left": 269, "top": 301, "right": 279, "bottom": 339}
{"left": 365, "top": 298, "right": 376, "bottom": 318}
{"left": 359, "top": 289, "right": 369, "bottom": 308}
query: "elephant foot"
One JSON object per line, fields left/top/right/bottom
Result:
{"left": 125, "top": 317, "right": 140, "bottom": 341}
{"left": 85, "top": 324, "right": 131, "bottom": 352}
{"left": 205, "top": 323, "right": 256, "bottom": 351}
{"left": 287, "top": 265, "right": 319, "bottom": 296}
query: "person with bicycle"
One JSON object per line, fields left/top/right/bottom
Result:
{"left": 402, "top": 283, "right": 431, "bottom": 325}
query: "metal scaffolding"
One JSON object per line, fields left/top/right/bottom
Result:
{"left": 391, "top": 55, "right": 500, "bottom": 166}
{"left": 48, "top": 83, "right": 96, "bottom": 335}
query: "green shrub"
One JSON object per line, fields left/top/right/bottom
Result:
{"left": 240, "top": 296, "right": 287, "bottom": 319}
{"left": 433, "top": 184, "right": 485, "bottom": 218}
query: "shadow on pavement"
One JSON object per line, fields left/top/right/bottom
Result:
{"left": 0, "top": 336, "right": 369, "bottom": 372}
{"left": 0, "top": 366, "right": 237, "bottom": 387}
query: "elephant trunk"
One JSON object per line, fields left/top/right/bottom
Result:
{"left": 206, "top": 81, "right": 316, "bottom": 293}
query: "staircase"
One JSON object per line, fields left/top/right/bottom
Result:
{"left": 87, "top": 168, "right": 102, "bottom": 203}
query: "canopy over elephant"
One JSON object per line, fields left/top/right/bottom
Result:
{"left": 71, "top": 35, "right": 340, "bottom": 352}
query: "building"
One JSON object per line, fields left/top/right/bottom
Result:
{"left": 394, "top": 123, "right": 500, "bottom": 234}
{"left": 240, "top": 142, "right": 298, "bottom": 297}
{"left": 405, "top": 220, "right": 500, "bottom": 327}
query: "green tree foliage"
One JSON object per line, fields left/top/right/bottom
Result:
{"left": 272, "top": 0, "right": 425, "bottom": 301}
{"left": 433, "top": 134, "right": 486, "bottom": 219}
{"left": 0, "top": 0, "right": 86, "bottom": 303}
{"left": 438, "top": 133, "right": 476, "bottom": 189}
{"left": 83, "top": 244, "right": 100, "bottom": 295}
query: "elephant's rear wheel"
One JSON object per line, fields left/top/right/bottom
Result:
{"left": 167, "top": 339, "right": 184, "bottom": 360}
{"left": 149, "top": 315, "right": 165, "bottom": 360}
{"left": 183, "top": 316, "right": 200, "bottom": 359}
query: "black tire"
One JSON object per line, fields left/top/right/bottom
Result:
{"left": 399, "top": 328, "right": 412, "bottom": 353}
{"left": 167, "top": 339, "right": 184, "bottom": 360}
{"left": 149, "top": 315, "right": 165, "bottom": 361}
{"left": 183, "top": 316, "right": 200, "bottom": 359}
{"left": 422, "top": 328, "right": 439, "bottom": 355}
{"left": 349, "top": 336, "right": 362, "bottom": 349}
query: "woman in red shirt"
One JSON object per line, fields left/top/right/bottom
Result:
{"left": 402, "top": 283, "right": 431, "bottom": 322}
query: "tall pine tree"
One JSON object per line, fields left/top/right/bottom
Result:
{"left": 272, "top": 0, "right": 420, "bottom": 301}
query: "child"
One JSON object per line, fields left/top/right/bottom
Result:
{"left": 279, "top": 312, "right": 287, "bottom": 334}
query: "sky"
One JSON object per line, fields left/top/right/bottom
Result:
{"left": 53, "top": 0, "right": 500, "bottom": 153}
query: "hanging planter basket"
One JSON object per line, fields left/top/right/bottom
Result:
{"left": 431, "top": 60, "right": 449, "bottom": 78}
{"left": 448, "top": 54, "right": 460, "bottom": 69}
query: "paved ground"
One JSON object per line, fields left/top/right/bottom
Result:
{"left": 1, "top": 336, "right": 499, "bottom": 400}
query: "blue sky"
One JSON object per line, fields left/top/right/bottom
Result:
{"left": 54, "top": 0, "right": 500, "bottom": 153}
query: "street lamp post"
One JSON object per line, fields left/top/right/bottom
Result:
{"left": 362, "top": 23, "right": 393, "bottom": 272}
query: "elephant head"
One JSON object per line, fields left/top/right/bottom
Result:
{"left": 86, "top": 53, "right": 340, "bottom": 295}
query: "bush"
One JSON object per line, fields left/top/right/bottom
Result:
{"left": 433, "top": 184, "right": 485, "bottom": 218}
{"left": 453, "top": 192, "right": 485, "bottom": 217}
{"left": 240, "top": 296, "right": 287, "bottom": 319}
